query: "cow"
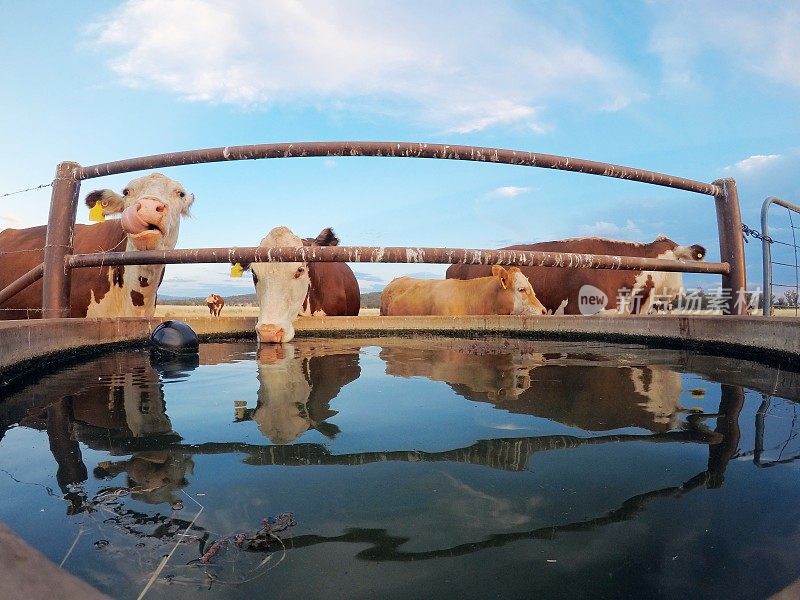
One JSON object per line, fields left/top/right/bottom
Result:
{"left": 380, "top": 266, "right": 547, "bottom": 316}
{"left": 378, "top": 342, "right": 686, "bottom": 433}
{"left": 206, "top": 293, "right": 224, "bottom": 317}
{"left": 446, "top": 236, "right": 706, "bottom": 315}
{"left": 243, "top": 226, "right": 360, "bottom": 344}
{"left": 0, "top": 173, "right": 194, "bottom": 319}
{"left": 236, "top": 344, "right": 361, "bottom": 444}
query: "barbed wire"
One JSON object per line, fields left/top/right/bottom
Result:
{"left": 0, "top": 182, "right": 52, "bottom": 198}
{"left": 742, "top": 223, "right": 773, "bottom": 244}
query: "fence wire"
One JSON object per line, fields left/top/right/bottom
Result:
{"left": 0, "top": 182, "right": 52, "bottom": 198}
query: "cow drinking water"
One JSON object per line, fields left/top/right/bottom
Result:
{"left": 244, "top": 226, "right": 360, "bottom": 343}
{"left": 0, "top": 173, "right": 194, "bottom": 319}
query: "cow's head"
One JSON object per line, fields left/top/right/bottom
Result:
{"left": 85, "top": 173, "right": 194, "bottom": 251}
{"left": 249, "top": 226, "right": 311, "bottom": 344}
{"left": 253, "top": 344, "right": 313, "bottom": 444}
{"left": 492, "top": 265, "right": 547, "bottom": 315}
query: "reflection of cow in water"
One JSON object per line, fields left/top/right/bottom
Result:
{"left": 206, "top": 293, "right": 224, "bottom": 317}
{"left": 6, "top": 351, "right": 197, "bottom": 505}
{"left": 236, "top": 344, "right": 361, "bottom": 444}
{"left": 381, "top": 346, "right": 534, "bottom": 402}
{"left": 94, "top": 450, "right": 194, "bottom": 505}
{"left": 379, "top": 344, "right": 685, "bottom": 433}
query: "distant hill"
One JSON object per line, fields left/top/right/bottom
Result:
{"left": 361, "top": 291, "right": 382, "bottom": 309}
{"left": 159, "top": 291, "right": 383, "bottom": 308}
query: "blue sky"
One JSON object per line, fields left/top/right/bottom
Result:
{"left": 1, "top": 1, "right": 799, "bottom": 297}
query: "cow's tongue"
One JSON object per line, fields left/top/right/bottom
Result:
{"left": 120, "top": 204, "right": 153, "bottom": 235}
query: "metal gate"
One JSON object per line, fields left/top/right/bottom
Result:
{"left": 761, "top": 196, "right": 800, "bottom": 316}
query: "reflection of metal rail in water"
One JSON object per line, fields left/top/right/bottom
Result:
{"left": 158, "top": 428, "right": 720, "bottom": 472}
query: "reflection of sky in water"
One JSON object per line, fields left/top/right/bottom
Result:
{"left": 0, "top": 340, "right": 799, "bottom": 599}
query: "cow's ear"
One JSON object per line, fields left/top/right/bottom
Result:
{"left": 85, "top": 189, "right": 125, "bottom": 215}
{"left": 180, "top": 192, "right": 195, "bottom": 217}
{"left": 492, "top": 265, "right": 511, "bottom": 289}
{"left": 690, "top": 244, "right": 706, "bottom": 260}
{"left": 312, "top": 227, "right": 339, "bottom": 246}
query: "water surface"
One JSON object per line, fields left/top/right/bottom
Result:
{"left": 0, "top": 337, "right": 798, "bottom": 599}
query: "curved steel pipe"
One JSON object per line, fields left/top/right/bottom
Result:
{"left": 77, "top": 141, "right": 721, "bottom": 196}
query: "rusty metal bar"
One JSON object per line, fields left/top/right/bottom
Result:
{"left": 67, "top": 245, "right": 730, "bottom": 275}
{"left": 713, "top": 178, "right": 747, "bottom": 314}
{"left": 77, "top": 142, "right": 722, "bottom": 196}
{"left": 0, "top": 263, "right": 44, "bottom": 306}
{"left": 42, "top": 161, "right": 81, "bottom": 318}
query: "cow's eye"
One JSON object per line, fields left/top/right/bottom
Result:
{"left": 297, "top": 266, "right": 305, "bottom": 274}
{"left": 122, "top": 188, "right": 130, "bottom": 196}
{"left": 518, "top": 288, "right": 526, "bottom": 293}
{"left": 178, "top": 191, "right": 186, "bottom": 198}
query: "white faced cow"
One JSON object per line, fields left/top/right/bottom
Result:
{"left": 246, "top": 226, "right": 360, "bottom": 343}
{"left": 0, "top": 172, "right": 194, "bottom": 319}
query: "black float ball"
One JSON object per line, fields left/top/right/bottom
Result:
{"left": 150, "top": 320, "right": 199, "bottom": 355}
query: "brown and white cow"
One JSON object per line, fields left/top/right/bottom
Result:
{"left": 245, "top": 226, "right": 360, "bottom": 343}
{"left": 0, "top": 173, "right": 194, "bottom": 319}
{"left": 446, "top": 236, "right": 706, "bottom": 315}
{"left": 380, "top": 266, "right": 547, "bottom": 316}
{"left": 206, "top": 293, "right": 224, "bottom": 317}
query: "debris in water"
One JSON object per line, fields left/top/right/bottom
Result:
{"left": 690, "top": 388, "right": 705, "bottom": 397}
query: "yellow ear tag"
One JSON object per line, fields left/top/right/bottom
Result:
{"left": 89, "top": 202, "right": 105, "bottom": 223}
{"left": 230, "top": 262, "right": 244, "bottom": 278}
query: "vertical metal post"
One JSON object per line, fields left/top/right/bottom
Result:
{"left": 713, "top": 178, "right": 747, "bottom": 314}
{"left": 42, "top": 161, "right": 81, "bottom": 318}
{"left": 706, "top": 384, "right": 744, "bottom": 488}
{"left": 761, "top": 197, "right": 775, "bottom": 316}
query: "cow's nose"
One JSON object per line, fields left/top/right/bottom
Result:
{"left": 136, "top": 197, "right": 167, "bottom": 220}
{"left": 257, "top": 325, "right": 284, "bottom": 344}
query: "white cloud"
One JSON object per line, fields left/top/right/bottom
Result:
{"left": 724, "top": 154, "right": 783, "bottom": 174}
{"left": 649, "top": 2, "right": 800, "bottom": 90}
{"left": 0, "top": 214, "right": 23, "bottom": 228}
{"left": 322, "top": 159, "right": 336, "bottom": 169}
{"left": 492, "top": 186, "right": 531, "bottom": 198}
{"left": 89, "top": 0, "right": 641, "bottom": 133}
{"left": 578, "top": 219, "right": 642, "bottom": 238}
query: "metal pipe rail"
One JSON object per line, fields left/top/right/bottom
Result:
{"left": 67, "top": 245, "right": 731, "bottom": 275}
{"left": 27, "top": 141, "right": 747, "bottom": 317}
{"left": 75, "top": 141, "right": 722, "bottom": 196}
{"left": 0, "top": 263, "right": 43, "bottom": 306}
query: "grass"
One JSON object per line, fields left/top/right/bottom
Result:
{"left": 153, "top": 305, "right": 380, "bottom": 318}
